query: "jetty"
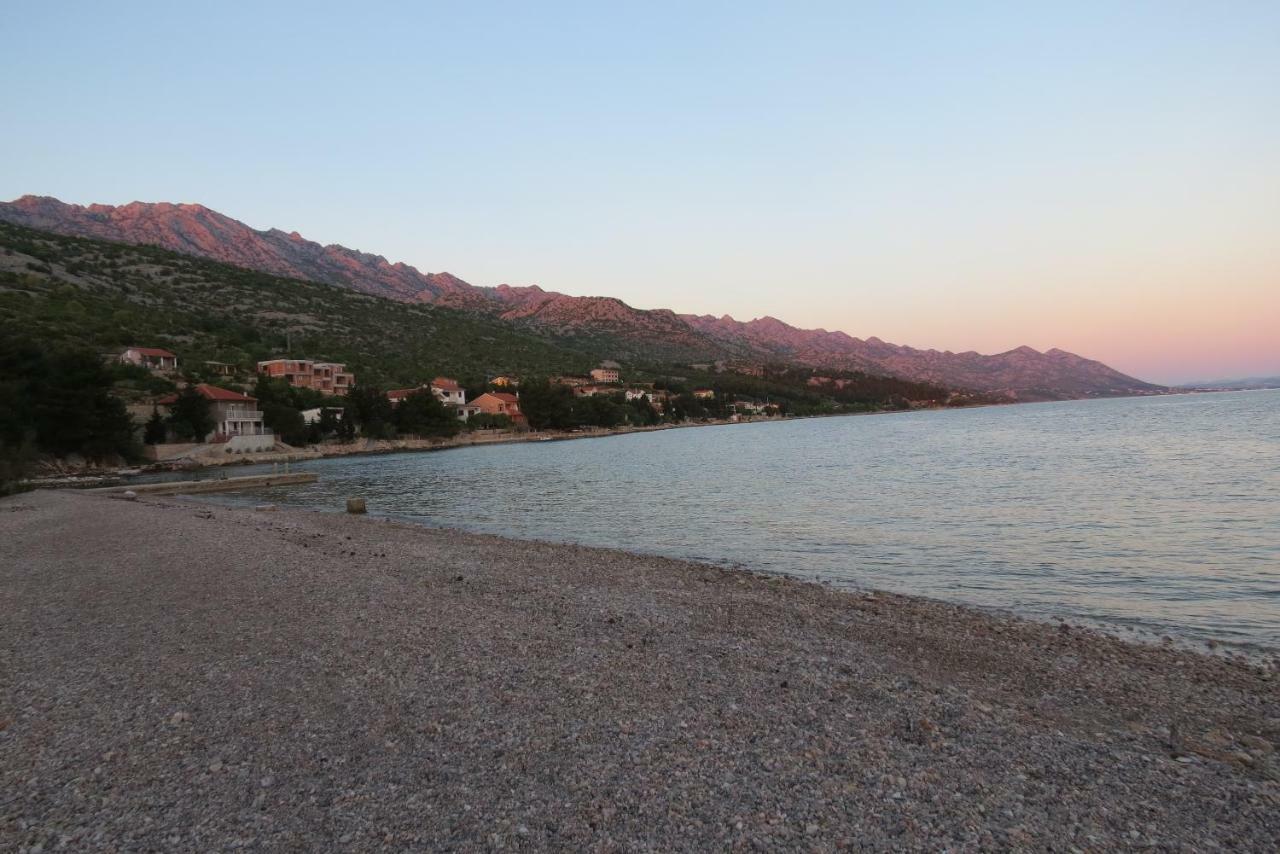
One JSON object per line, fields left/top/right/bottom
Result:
{"left": 89, "top": 471, "right": 317, "bottom": 496}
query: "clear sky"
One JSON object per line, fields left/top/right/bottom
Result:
{"left": 3, "top": 2, "right": 1277, "bottom": 384}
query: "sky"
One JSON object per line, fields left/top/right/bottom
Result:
{"left": 2, "top": 2, "right": 1277, "bottom": 385}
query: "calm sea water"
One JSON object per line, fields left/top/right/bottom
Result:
{"left": 193, "top": 390, "right": 1280, "bottom": 651}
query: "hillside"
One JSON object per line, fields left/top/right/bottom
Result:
{"left": 1, "top": 220, "right": 977, "bottom": 429}
{"left": 681, "top": 315, "right": 1158, "bottom": 399}
{"left": 0, "top": 222, "right": 596, "bottom": 388}
{"left": 0, "top": 195, "right": 1165, "bottom": 399}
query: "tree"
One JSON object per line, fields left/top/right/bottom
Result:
{"left": 394, "top": 390, "right": 460, "bottom": 438}
{"left": 143, "top": 408, "right": 167, "bottom": 445}
{"left": 467, "top": 413, "right": 512, "bottom": 431}
{"left": 0, "top": 334, "right": 139, "bottom": 463}
{"left": 347, "top": 385, "right": 395, "bottom": 437}
{"left": 518, "top": 379, "right": 576, "bottom": 430}
{"left": 336, "top": 408, "right": 356, "bottom": 442}
{"left": 263, "top": 402, "right": 308, "bottom": 446}
{"left": 626, "top": 397, "right": 660, "bottom": 426}
{"left": 35, "top": 349, "right": 137, "bottom": 459}
{"left": 166, "top": 386, "right": 214, "bottom": 442}
{"left": 572, "top": 394, "right": 624, "bottom": 428}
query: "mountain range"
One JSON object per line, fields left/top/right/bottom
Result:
{"left": 0, "top": 195, "right": 1162, "bottom": 399}
{"left": 1178, "top": 376, "right": 1280, "bottom": 391}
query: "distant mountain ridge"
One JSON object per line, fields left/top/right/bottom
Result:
{"left": 0, "top": 194, "right": 1162, "bottom": 399}
{"left": 1178, "top": 376, "right": 1280, "bottom": 390}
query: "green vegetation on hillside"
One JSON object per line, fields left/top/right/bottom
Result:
{"left": 0, "top": 221, "right": 594, "bottom": 388}
{"left": 0, "top": 221, "right": 990, "bottom": 458}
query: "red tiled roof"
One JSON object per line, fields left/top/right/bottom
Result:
{"left": 491, "top": 392, "right": 519, "bottom": 403}
{"left": 128, "top": 347, "right": 176, "bottom": 358}
{"left": 431, "top": 377, "right": 461, "bottom": 390}
{"left": 386, "top": 387, "right": 422, "bottom": 399}
{"left": 157, "top": 383, "right": 255, "bottom": 405}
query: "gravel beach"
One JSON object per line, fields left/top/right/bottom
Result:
{"left": 2, "top": 490, "right": 1277, "bottom": 851}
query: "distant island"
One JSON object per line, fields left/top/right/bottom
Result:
{"left": 1179, "top": 376, "right": 1280, "bottom": 391}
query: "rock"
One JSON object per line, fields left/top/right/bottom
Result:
{"left": 1239, "top": 735, "right": 1274, "bottom": 755}
{"left": 260, "top": 775, "right": 275, "bottom": 788}
{"left": 346, "top": 497, "right": 367, "bottom": 514}
{"left": 169, "top": 711, "right": 190, "bottom": 725}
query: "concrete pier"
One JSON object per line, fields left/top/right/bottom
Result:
{"left": 89, "top": 471, "right": 318, "bottom": 496}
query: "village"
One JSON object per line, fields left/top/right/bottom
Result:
{"left": 116, "top": 346, "right": 784, "bottom": 467}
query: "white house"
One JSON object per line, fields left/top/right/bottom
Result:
{"left": 156, "top": 384, "right": 274, "bottom": 452}
{"left": 430, "top": 377, "right": 466, "bottom": 405}
{"left": 120, "top": 347, "right": 178, "bottom": 372}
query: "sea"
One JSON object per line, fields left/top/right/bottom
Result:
{"left": 181, "top": 390, "right": 1280, "bottom": 653}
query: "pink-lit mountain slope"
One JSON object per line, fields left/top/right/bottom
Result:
{"left": 0, "top": 195, "right": 1161, "bottom": 398}
{"left": 679, "top": 314, "right": 1158, "bottom": 399}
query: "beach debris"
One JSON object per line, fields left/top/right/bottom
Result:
{"left": 346, "top": 497, "right": 367, "bottom": 514}
{"left": 255, "top": 504, "right": 278, "bottom": 512}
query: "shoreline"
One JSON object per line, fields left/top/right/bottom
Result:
{"left": 25, "top": 407, "right": 899, "bottom": 485}
{"left": 36, "top": 388, "right": 1227, "bottom": 484}
{"left": 3, "top": 489, "right": 1277, "bottom": 850}
{"left": 178, "top": 406, "right": 919, "bottom": 470}
{"left": 201, "top": 489, "right": 1280, "bottom": 664}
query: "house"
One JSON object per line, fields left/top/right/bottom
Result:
{"left": 454, "top": 403, "right": 482, "bottom": 422}
{"left": 156, "top": 384, "right": 274, "bottom": 451}
{"left": 551, "top": 375, "right": 590, "bottom": 387}
{"left": 693, "top": 388, "right": 715, "bottom": 399}
{"left": 204, "top": 361, "right": 237, "bottom": 377}
{"left": 573, "top": 385, "right": 616, "bottom": 398}
{"left": 732, "top": 398, "right": 772, "bottom": 414}
{"left": 257, "top": 359, "right": 355, "bottom": 396}
{"left": 430, "top": 377, "right": 466, "bottom": 405}
{"left": 301, "top": 406, "right": 345, "bottom": 425}
{"left": 120, "top": 347, "right": 178, "bottom": 372}
{"left": 312, "top": 362, "right": 355, "bottom": 396}
{"left": 386, "top": 386, "right": 424, "bottom": 405}
{"left": 258, "top": 359, "right": 314, "bottom": 388}
{"left": 490, "top": 375, "right": 519, "bottom": 388}
{"left": 472, "top": 392, "right": 525, "bottom": 425}
{"left": 590, "top": 366, "right": 621, "bottom": 383}
{"left": 389, "top": 384, "right": 478, "bottom": 421}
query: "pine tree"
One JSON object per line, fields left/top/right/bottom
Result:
{"left": 143, "top": 408, "right": 167, "bottom": 445}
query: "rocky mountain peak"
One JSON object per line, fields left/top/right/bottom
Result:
{"left": 0, "top": 195, "right": 1163, "bottom": 399}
